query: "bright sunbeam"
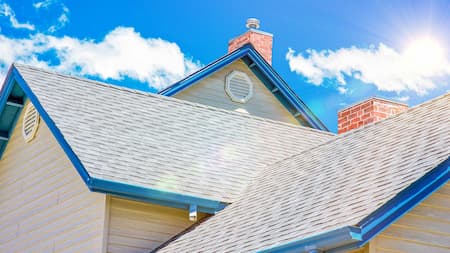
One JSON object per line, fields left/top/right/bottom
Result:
{"left": 403, "top": 37, "right": 447, "bottom": 72}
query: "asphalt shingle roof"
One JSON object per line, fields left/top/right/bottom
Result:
{"left": 14, "top": 63, "right": 333, "bottom": 203}
{"left": 157, "top": 93, "right": 450, "bottom": 252}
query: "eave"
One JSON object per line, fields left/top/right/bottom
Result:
{"left": 257, "top": 226, "right": 361, "bottom": 253}
{"left": 0, "top": 67, "right": 26, "bottom": 159}
{"left": 257, "top": 158, "right": 449, "bottom": 253}
{"left": 0, "top": 64, "right": 228, "bottom": 215}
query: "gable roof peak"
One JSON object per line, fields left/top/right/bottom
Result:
{"left": 159, "top": 44, "right": 328, "bottom": 131}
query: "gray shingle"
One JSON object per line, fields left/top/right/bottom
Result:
{"left": 14, "top": 63, "right": 333, "bottom": 203}
{"left": 157, "top": 93, "right": 450, "bottom": 252}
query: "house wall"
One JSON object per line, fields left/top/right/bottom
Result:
{"left": 0, "top": 101, "right": 108, "bottom": 253}
{"left": 107, "top": 197, "right": 207, "bottom": 253}
{"left": 369, "top": 182, "right": 450, "bottom": 253}
{"left": 346, "top": 244, "right": 370, "bottom": 253}
{"left": 174, "top": 60, "right": 299, "bottom": 125}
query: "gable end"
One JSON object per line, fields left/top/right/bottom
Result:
{"left": 159, "top": 44, "right": 328, "bottom": 131}
{"left": 0, "top": 64, "right": 227, "bottom": 216}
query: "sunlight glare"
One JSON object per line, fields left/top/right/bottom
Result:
{"left": 403, "top": 37, "right": 446, "bottom": 71}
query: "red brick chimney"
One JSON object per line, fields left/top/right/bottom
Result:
{"left": 228, "top": 18, "right": 273, "bottom": 65}
{"left": 338, "top": 97, "right": 408, "bottom": 134}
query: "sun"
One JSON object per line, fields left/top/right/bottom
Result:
{"left": 403, "top": 37, "right": 446, "bottom": 70}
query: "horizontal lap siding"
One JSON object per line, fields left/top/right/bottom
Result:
{"left": 107, "top": 197, "right": 206, "bottom": 253}
{"left": 372, "top": 182, "right": 450, "bottom": 253}
{"left": 0, "top": 101, "right": 107, "bottom": 253}
{"left": 174, "top": 60, "right": 299, "bottom": 125}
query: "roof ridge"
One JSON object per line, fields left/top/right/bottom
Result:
{"left": 13, "top": 63, "right": 334, "bottom": 136}
{"left": 158, "top": 50, "right": 234, "bottom": 94}
{"left": 262, "top": 92, "right": 450, "bottom": 169}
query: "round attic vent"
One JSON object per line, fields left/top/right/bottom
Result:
{"left": 225, "top": 71, "right": 254, "bottom": 103}
{"left": 22, "top": 103, "right": 40, "bottom": 142}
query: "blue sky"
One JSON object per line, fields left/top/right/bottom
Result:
{"left": 1, "top": 0, "right": 449, "bottom": 132}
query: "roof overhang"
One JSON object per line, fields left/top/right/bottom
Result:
{"left": 257, "top": 157, "right": 449, "bottom": 253}
{"left": 0, "top": 65, "right": 228, "bottom": 214}
{"left": 159, "top": 44, "right": 328, "bottom": 131}
{"left": 257, "top": 226, "right": 361, "bottom": 253}
{"left": 0, "top": 67, "right": 25, "bottom": 158}
{"left": 357, "top": 157, "right": 449, "bottom": 245}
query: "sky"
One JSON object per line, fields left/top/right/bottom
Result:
{"left": 1, "top": 0, "right": 449, "bottom": 132}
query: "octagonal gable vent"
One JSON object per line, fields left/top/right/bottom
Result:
{"left": 22, "top": 103, "right": 40, "bottom": 142}
{"left": 225, "top": 71, "right": 254, "bottom": 103}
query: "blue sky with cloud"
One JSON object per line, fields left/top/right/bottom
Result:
{"left": 1, "top": 0, "right": 449, "bottom": 132}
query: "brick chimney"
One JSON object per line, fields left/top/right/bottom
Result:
{"left": 228, "top": 18, "right": 273, "bottom": 65}
{"left": 338, "top": 97, "right": 408, "bottom": 134}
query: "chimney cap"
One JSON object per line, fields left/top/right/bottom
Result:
{"left": 246, "top": 18, "right": 260, "bottom": 29}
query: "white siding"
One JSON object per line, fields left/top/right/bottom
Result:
{"left": 107, "top": 197, "right": 207, "bottom": 253}
{"left": 371, "top": 182, "right": 450, "bottom": 253}
{"left": 174, "top": 60, "right": 299, "bottom": 125}
{"left": 0, "top": 101, "right": 107, "bottom": 253}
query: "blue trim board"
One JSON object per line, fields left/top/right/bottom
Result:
{"left": 89, "top": 178, "right": 226, "bottom": 214}
{"left": 0, "top": 65, "right": 227, "bottom": 214}
{"left": 10, "top": 66, "right": 92, "bottom": 185}
{"left": 159, "top": 44, "right": 328, "bottom": 131}
{"left": 357, "top": 157, "right": 450, "bottom": 245}
{"left": 244, "top": 47, "right": 326, "bottom": 130}
{"left": 2, "top": 64, "right": 449, "bottom": 248}
{"left": 159, "top": 47, "right": 248, "bottom": 96}
{"left": 0, "top": 68, "right": 25, "bottom": 159}
{"left": 257, "top": 158, "right": 449, "bottom": 253}
{"left": 0, "top": 70, "right": 15, "bottom": 158}
{"left": 258, "top": 226, "right": 361, "bottom": 253}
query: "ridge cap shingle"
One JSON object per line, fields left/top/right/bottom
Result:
{"left": 268, "top": 92, "right": 450, "bottom": 168}
{"left": 11, "top": 63, "right": 334, "bottom": 204}
{"left": 156, "top": 92, "right": 449, "bottom": 252}
{"left": 13, "top": 63, "right": 334, "bottom": 136}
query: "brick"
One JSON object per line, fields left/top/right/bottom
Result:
{"left": 349, "top": 113, "right": 358, "bottom": 119}
{"left": 341, "top": 110, "right": 350, "bottom": 117}
{"left": 338, "top": 97, "right": 408, "bottom": 134}
{"left": 228, "top": 30, "right": 273, "bottom": 64}
{"left": 350, "top": 105, "right": 361, "bottom": 113}
{"left": 351, "top": 117, "right": 361, "bottom": 124}
{"left": 373, "top": 112, "right": 387, "bottom": 118}
{"left": 363, "top": 106, "right": 374, "bottom": 113}
{"left": 361, "top": 101, "right": 372, "bottom": 109}
{"left": 361, "top": 113, "right": 371, "bottom": 120}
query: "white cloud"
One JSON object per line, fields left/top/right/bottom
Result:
{"left": 33, "top": 0, "right": 56, "bottom": 9}
{"left": 286, "top": 43, "right": 450, "bottom": 95}
{"left": 0, "top": 2, "right": 35, "bottom": 30}
{"left": 48, "top": 4, "right": 69, "bottom": 32}
{"left": 0, "top": 27, "right": 201, "bottom": 90}
{"left": 337, "top": 86, "right": 347, "bottom": 94}
{"left": 32, "top": 0, "right": 70, "bottom": 32}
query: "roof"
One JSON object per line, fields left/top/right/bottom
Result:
{"left": 157, "top": 93, "right": 450, "bottom": 252}
{"left": 0, "top": 63, "right": 333, "bottom": 213}
{"left": 159, "top": 44, "right": 328, "bottom": 131}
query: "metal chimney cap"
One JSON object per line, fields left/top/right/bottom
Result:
{"left": 246, "top": 18, "right": 260, "bottom": 29}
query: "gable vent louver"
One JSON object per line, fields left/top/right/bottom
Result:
{"left": 22, "top": 103, "right": 40, "bottom": 142}
{"left": 225, "top": 70, "right": 254, "bottom": 103}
